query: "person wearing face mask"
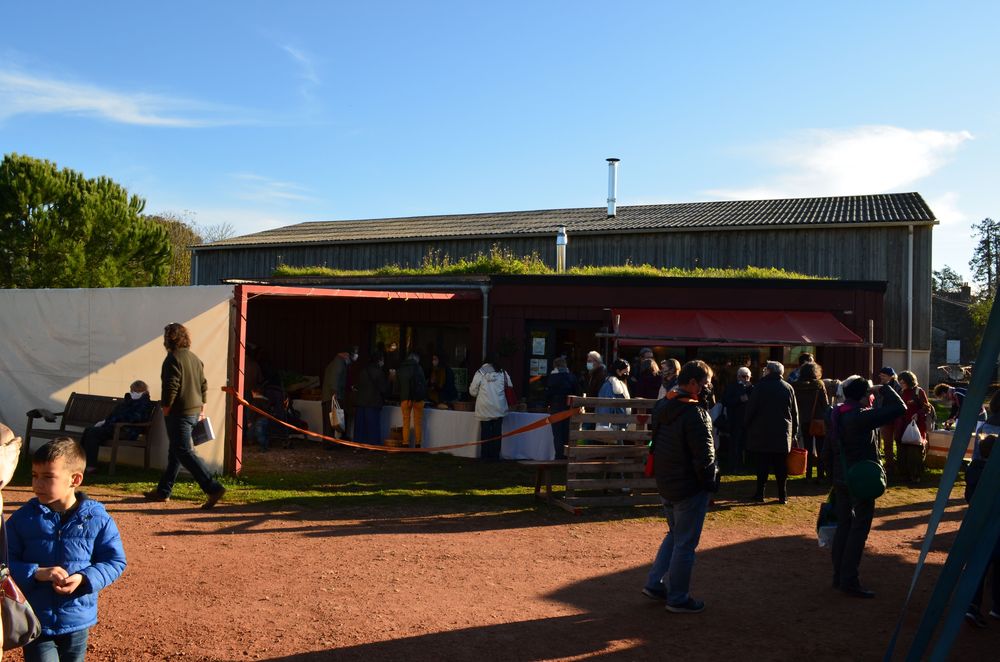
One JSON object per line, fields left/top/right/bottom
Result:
{"left": 657, "top": 359, "right": 681, "bottom": 400}
{"left": 643, "top": 360, "right": 718, "bottom": 613}
{"left": 584, "top": 351, "right": 607, "bottom": 398}
{"left": 80, "top": 380, "right": 155, "bottom": 474}
{"left": 721, "top": 367, "right": 753, "bottom": 471}
{"left": 354, "top": 352, "right": 391, "bottom": 445}
{"left": 322, "top": 345, "right": 358, "bottom": 442}
{"left": 597, "top": 359, "right": 632, "bottom": 429}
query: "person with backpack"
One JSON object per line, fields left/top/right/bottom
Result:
{"left": 396, "top": 351, "right": 428, "bottom": 448}
{"left": 822, "top": 375, "right": 905, "bottom": 598}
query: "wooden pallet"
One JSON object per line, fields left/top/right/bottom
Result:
{"left": 557, "top": 395, "right": 659, "bottom": 511}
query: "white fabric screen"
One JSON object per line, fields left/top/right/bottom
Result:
{"left": 0, "top": 286, "right": 233, "bottom": 473}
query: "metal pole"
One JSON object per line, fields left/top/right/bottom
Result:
{"left": 869, "top": 319, "right": 875, "bottom": 377}
{"left": 907, "top": 224, "right": 914, "bottom": 370}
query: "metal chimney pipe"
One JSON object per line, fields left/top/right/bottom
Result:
{"left": 607, "top": 157, "right": 620, "bottom": 217}
{"left": 556, "top": 225, "right": 567, "bottom": 273}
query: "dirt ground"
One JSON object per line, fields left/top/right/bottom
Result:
{"left": 1, "top": 448, "right": 994, "bottom": 662}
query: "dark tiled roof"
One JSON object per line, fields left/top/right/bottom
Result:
{"left": 200, "top": 192, "right": 935, "bottom": 249}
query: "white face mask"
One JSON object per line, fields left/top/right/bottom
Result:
{"left": 351, "top": 353, "right": 359, "bottom": 362}
{"left": 586, "top": 362, "right": 594, "bottom": 371}
{"left": 130, "top": 391, "right": 146, "bottom": 400}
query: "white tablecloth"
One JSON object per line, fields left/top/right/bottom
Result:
{"left": 291, "top": 399, "right": 324, "bottom": 437}
{"left": 291, "top": 400, "right": 554, "bottom": 460}
{"left": 502, "top": 411, "right": 555, "bottom": 461}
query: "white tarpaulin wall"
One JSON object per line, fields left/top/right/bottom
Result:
{"left": 0, "top": 286, "right": 233, "bottom": 473}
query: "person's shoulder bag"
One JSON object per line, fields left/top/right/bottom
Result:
{"left": 836, "top": 428, "right": 886, "bottom": 500}
{"left": 1, "top": 517, "right": 42, "bottom": 651}
{"left": 808, "top": 390, "right": 827, "bottom": 439}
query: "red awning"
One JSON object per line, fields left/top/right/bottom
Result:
{"left": 612, "top": 309, "right": 865, "bottom": 347}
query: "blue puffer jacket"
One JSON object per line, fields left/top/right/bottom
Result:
{"left": 5, "top": 494, "right": 127, "bottom": 636}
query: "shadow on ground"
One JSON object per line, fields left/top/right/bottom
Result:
{"left": 253, "top": 532, "right": 987, "bottom": 662}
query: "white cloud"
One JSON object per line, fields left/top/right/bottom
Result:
{"left": 281, "top": 45, "right": 320, "bottom": 85}
{"left": 926, "top": 192, "right": 968, "bottom": 226}
{"left": 706, "top": 125, "right": 973, "bottom": 199}
{"left": 231, "top": 172, "right": 318, "bottom": 203}
{"left": 0, "top": 69, "right": 252, "bottom": 127}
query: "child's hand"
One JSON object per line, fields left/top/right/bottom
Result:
{"left": 35, "top": 566, "right": 69, "bottom": 583}
{"left": 52, "top": 573, "right": 84, "bottom": 595}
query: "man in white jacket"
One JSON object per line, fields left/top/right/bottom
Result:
{"left": 468, "top": 354, "right": 511, "bottom": 461}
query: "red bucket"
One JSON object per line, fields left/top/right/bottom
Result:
{"left": 786, "top": 447, "right": 809, "bottom": 477}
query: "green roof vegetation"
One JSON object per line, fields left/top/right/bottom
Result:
{"left": 273, "top": 247, "right": 827, "bottom": 280}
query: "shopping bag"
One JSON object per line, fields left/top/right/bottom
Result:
{"left": 1, "top": 519, "right": 42, "bottom": 651}
{"left": 786, "top": 447, "right": 808, "bottom": 476}
{"left": 900, "top": 419, "right": 923, "bottom": 445}
{"left": 816, "top": 492, "right": 838, "bottom": 548}
{"left": 329, "top": 396, "right": 345, "bottom": 437}
{"left": 192, "top": 417, "right": 215, "bottom": 445}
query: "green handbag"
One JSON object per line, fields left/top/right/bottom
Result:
{"left": 846, "top": 460, "right": 887, "bottom": 500}
{"left": 839, "top": 440, "right": 886, "bottom": 500}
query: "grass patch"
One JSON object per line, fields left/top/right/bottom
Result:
{"left": 274, "top": 248, "right": 823, "bottom": 280}
{"left": 9, "top": 451, "right": 543, "bottom": 513}
{"left": 9, "top": 452, "right": 960, "bottom": 524}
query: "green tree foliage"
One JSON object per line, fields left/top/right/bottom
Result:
{"left": 969, "top": 217, "right": 1000, "bottom": 295}
{"left": 932, "top": 265, "right": 966, "bottom": 294}
{"left": 148, "top": 213, "right": 201, "bottom": 286}
{"left": 147, "top": 214, "right": 236, "bottom": 285}
{"left": 0, "top": 153, "right": 170, "bottom": 288}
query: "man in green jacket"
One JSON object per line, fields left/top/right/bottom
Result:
{"left": 145, "top": 322, "right": 226, "bottom": 509}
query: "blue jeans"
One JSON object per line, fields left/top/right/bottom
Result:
{"left": 23, "top": 628, "right": 89, "bottom": 662}
{"left": 645, "top": 491, "right": 710, "bottom": 605}
{"left": 156, "top": 414, "right": 223, "bottom": 497}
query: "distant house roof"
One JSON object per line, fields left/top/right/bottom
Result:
{"left": 199, "top": 192, "right": 936, "bottom": 249}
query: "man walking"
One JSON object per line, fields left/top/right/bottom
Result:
{"left": 643, "top": 360, "right": 718, "bottom": 613}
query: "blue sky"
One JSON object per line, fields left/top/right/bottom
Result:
{"left": 1, "top": 1, "right": 996, "bottom": 282}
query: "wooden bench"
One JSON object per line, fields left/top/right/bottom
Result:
{"left": 24, "top": 392, "right": 156, "bottom": 474}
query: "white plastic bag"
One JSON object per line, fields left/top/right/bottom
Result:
{"left": 817, "top": 524, "right": 837, "bottom": 548}
{"left": 900, "top": 419, "right": 923, "bottom": 445}
{"left": 329, "top": 396, "right": 345, "bottom": 438}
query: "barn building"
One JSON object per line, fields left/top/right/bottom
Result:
{"left": 193, "top": 188, "right": 936, "bottom": 384}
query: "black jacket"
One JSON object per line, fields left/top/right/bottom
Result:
{"left": 104, "top": 392, "right": 155, "bottom": 440}
{"left": 356, "top": 363, "right": 390, "bottom": 408}
{"left": 396, "top": 357, "right": 427, "bottom": 402}
{"left": 546, "top": 370, "right": 582, "bottom": 412}
{"left": 652, "top": 389, "right": 717, "bottom": 502}
{"left": 721, "top": 381, "right": 752, "bottom": 433}
{"left": 745, "top": 372, "right": 798, "bottom": 454}
{"left": 823, "top": 384, "right": 905, "bottom": 486}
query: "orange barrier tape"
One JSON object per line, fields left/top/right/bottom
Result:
{"left": 222, "top": 386, "right": 577, "bottom": 454}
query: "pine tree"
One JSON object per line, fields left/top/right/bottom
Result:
{"left": 0, "top": 153, "right": 170, "bottom": 288}
{"left": 969, "top": 217, "right": 1000, "bottom": 295}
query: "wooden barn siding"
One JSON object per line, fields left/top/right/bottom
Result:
{"left": 198, "top": 224, "right": 928, "bottom": 349}
{"left": 246, "top": 297, "right": 481, "bottom": 381}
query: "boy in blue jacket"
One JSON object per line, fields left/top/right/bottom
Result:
{"left": 6, "top": 437, "right": 127, "bottom": 661}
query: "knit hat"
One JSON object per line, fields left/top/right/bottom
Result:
{"left": 879, "top": 366, "right": 896, "bottom": 378}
